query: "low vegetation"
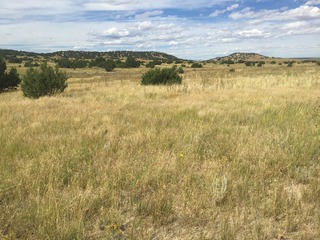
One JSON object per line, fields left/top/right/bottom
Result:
{"left": 0, "top": 58, "right": 20, "bottom": 92}
{"left": 191, "top": 62, "right": 203, "bottom": 68}
{"left": 0, "top": 56, "right": 320, "bottom": 239}
{"left": 21, "top": 63, "right": 68, "bottom": 98}
{"left": 141, "top": 66, "right": 182, "bottom": 85}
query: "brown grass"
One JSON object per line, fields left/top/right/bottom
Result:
{"left": 1, "top": 62, "right": 320, "bottom": 239}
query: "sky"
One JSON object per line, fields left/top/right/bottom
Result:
{"left": 0, "top": 0, "right": 319, "bottom": 60}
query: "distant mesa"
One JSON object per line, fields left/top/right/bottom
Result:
{"left": 210, "top": 52, "right": 271, "bottom": 63}
{"left": 0, "top": 49, "right": 183, "bottom": 62}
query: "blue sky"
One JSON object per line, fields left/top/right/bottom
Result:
{"left": 0, "top": 0, "right": 319, "bottom": 60}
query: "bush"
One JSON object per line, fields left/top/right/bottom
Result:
{"left": 104, "top": 60, "right": 116, "bottom": 72}
{"left": 141, "top": 66, "right": 182, "bottom": 85}
{"left": 25, "top": 61, "right": 40, "bottom": 68}
{"left": 57, "top": 58, "right": 88, "bottom": 69}
{"left": 191, "top": 63, "right": 202, "bottom": 68}
{"left": 222, "top": 60, "right": 234, "bottom": 65}
{"left": 0, "top": 58, "right": 21, "bottom": 92}
{"left": 21, "top": 63, "right": 68, "bottom": 98}
{"left": 146, "top": 62, "right": 156, "bottom": 68}
{"left": 245, "top": 61, "right": 256, "bottom": 67}
{"left": 125, "top": 56, "right": 140, "bottom": 68}
{"left": 176, "top": 66, "right": 184, "bottom": 74}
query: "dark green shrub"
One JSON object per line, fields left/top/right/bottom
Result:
{"left": 104, "top": 60, "right": 116, "bottom": 72}
{"left": 222, "top": 60, "right": 234, "bottom": 65}
{"left": 176, "top": 66, "right": 184, "bottom": 74}
{"left": 245, "top": 61, "right": 255, "bottom": 67}
{"left": 57, "top": 58, "right": 88, "bottom": 69}
{"left": 24, "top": 61, "right": 40, "bottom": 68}
{"left": 141, "top": 67, "right": 182, "bottom": 85}
{"left": 115, "top": 59, "right": 126, "bottom": 68}
{"left": 146, "top": 62, "right": 156, "bottom": 68}
{"left": 89, "top": 57, "right": 106, "bottom": 68}
{"left": 191, "top": 63, "right": 202, "bottom": 68}
{"left": 0, "top": 58, "right": 21, "bottom": 92}
{"left": 125, "top": 56, "right": 140, "bottom": 68}
{"left": 8, "top": 56, "right": 22, "bottom": 64}
{"left": 21, "top": 63, "right": 68, "bottom": 98}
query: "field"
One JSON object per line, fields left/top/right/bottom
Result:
{"left": 1, "top": 62, "right": 320, "bottom": 239}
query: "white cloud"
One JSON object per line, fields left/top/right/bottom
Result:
{"left": 135, "top": 10, "right": 163, "bottom": 19}
{"left": 285, "top": 5, "right": 320, "bottom": 19}
{"left": 281, "top": 21, "right": 320, "bottom": 35}
{"left": 238, "top": 29, "right": 270, "bottom": 38}
{"left": 209, "top": 10, "right": 224, "bottom": 17}
{"left": 305, "top": 0, "right": 320, "bottom": 5}
{"left": 101, "top": 27, "right": 130, "bottom": 38}
{"left": 209, "top": 3, "right": 239, "bottom": 17}
{"left": 229, "top": 5, "right": 320, "bottom": 21}
{"left": 138, "top": 21, "right": 154, "bottom": 30}
{"left": 227, "top": 4, "right": 240, "bottom": 11}
{"left": 169, "top": 41, "right": 179, "bottom": 45}
{"left": 0, "top": 0, "right": 79, "bottom": 20}
{"left": 283, "top": 21, "right": 309, "bottom": 29}
{"left": 221, "top": 38, "right": 240, "bottom": 43}
{"left": 83, "top": 0, "right": 225, "bottom": 11}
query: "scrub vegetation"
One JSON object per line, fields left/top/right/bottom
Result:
{"left": 0, "top": 58, "right": 320, "bottom": 239}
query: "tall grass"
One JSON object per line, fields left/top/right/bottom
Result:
{"left": 1, "top": 63, "right": 320, "bottom": 239}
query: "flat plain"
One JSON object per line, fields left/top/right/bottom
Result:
{"left": 1, "top": 62, "right": 320, "bottom": 239}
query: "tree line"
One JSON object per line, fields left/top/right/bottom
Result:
{"left": 56, "top": 56, "right": 141, "bottom": 71}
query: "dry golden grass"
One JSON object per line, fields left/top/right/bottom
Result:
{"left": 1, "top": 63, "right": 320, "bottom": 239}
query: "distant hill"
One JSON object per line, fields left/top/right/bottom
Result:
{"left": 0, "top": 49, "right": 183, "bottom": 62}
{"left": 210, "top": 52, "right": 272, "bottom": 63}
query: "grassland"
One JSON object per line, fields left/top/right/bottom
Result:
{"left": 1, "top": 62, "right": 320, "bottom": 239}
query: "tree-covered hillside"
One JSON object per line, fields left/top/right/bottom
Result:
{"left": 0, "top": 49, "right": 182, "bottom": 62}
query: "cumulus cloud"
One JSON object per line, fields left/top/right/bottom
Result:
{"left": 281, "top": 21, "right": 320, "bottom": 35}
{"left": 238, "top": 29, "right": 270, "bottom": 38}
{"left": 169, "top": 41, "right": 179, "bottom": 45}
{"left": 138, "top": 21, "right": 154, "bottom": 30}
{"left": 101, "top": 27, "right": 130, "bottom": 38}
